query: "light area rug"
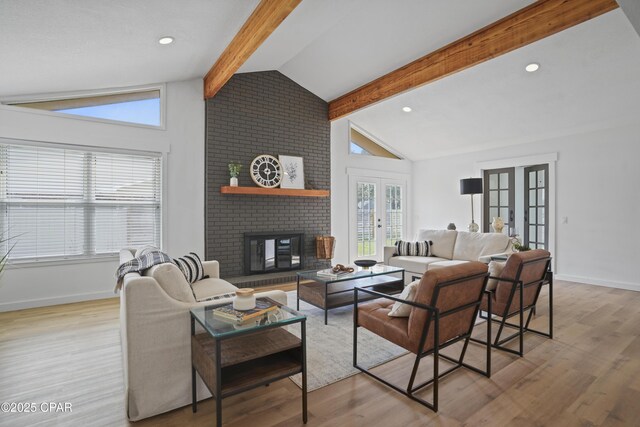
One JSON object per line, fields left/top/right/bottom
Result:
{"left": 284, "top": 291, "right": 407, "bottom": 391}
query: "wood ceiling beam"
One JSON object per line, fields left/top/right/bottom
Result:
{"left": 203, "top": 0, "right": 302, "bottom": 100}
{"left": 328, "top": 0, "right": 619, "bottom": 121}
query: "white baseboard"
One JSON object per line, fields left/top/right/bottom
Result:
{"left": 555, "top": 274, "right": 640, "bottom": 292}
{"left": 0, "top": 291, "right": 117, "bottom": 312}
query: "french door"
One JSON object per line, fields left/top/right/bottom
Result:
{"left": 524, "top": 164, "right": 549, "bottom": 249}
{"left": 483, "top": 168, "right": 515, "bottom": 234}
{"left": 349, "top": 176, "right": 406, "bottom": 262}
{"left": 482, "top": 164, "right": 549, "bottom": 249}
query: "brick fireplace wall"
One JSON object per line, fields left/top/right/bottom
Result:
{"left": 205, "top": 71, "right": 331, "bottom": 279}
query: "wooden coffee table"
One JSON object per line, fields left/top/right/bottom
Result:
{"left": 190, "top": 298, "right": 307, "bottom": 426}
{"left": 296, "top": 265, "right": 405, "bottom": 325}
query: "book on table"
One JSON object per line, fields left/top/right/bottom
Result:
{"left": 213, "top": 299, "right": 278, "bottom": 324}
{"left": 316, "top": 268, "right": 352, "bottom": 279}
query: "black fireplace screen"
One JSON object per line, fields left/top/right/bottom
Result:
{"left": 244, "top": 232, "right": 303, "bottom": 275}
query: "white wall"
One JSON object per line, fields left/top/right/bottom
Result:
{"left": 413, "top": 123, "right": 640, "bottom": 291}
{"left": 618, "top": 0, "right": 640, "bottom": 38}
{"left": 330, "top": 118, "right": 414, "bottom": 263}
{"left": 0, "top": 79, "right": 205, "bottom": 311}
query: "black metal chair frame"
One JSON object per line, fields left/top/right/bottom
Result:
{"left": 353, "top": 271, "right": 490, "bottom": 412}
{"left": 470, "top": 256, "right": 553, "bottom": 357}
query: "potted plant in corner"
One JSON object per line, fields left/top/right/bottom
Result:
{"left": 228, "top": 162, "right": 242, "bottom": 187}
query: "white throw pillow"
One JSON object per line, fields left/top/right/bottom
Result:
{"left": 416, "top": 229, "right": 458, "bottom": 260}
{"left": 486, "top": 261, "right": 506, "bottom": 291}
{"left": 143, "top": 263, "right": 195, "bottom": 303}
{"left": 388, "top": 280, "right": 420, "bottom": 317}
{"left": 452, "top": 231, "right": 510, "bottom": 262}
{"left": 135, "top": 245, "right": 159, "bottom": 258}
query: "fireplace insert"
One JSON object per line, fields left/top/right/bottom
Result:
{"left": 244, "top": 232, "right": 304, "bottom": 275}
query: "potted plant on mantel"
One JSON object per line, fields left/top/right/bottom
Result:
{"left": 228, "top": 162, "right": 242, "bottom": 187}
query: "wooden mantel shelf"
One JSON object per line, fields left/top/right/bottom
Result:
{"left": 220, "top": 186, "right": 330, "bottom": 197}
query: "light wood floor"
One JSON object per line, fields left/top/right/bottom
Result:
{"left": 1, "top": 280, "right": 639, "bottom": 426}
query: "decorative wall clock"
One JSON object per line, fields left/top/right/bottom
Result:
{"left": 250, "top": 154, "right": 282, "bottom": 188}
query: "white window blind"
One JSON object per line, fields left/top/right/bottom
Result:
{"left": 0, "top": 142, "right": 162, "bottom": 262}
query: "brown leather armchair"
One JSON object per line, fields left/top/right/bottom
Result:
{"left": 476, "top": 249, "right": 552, "bottom": 356}
{"left": 353, "top": 262, "right": 490, "bottom": 412}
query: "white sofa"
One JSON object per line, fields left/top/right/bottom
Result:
{"left": 117, "top": 248, "right": 287, "bottom": 421}
{"left": 384, "top": 230, "right": 513, "bottom": 281}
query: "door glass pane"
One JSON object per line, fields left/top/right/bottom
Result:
{"left": 490, "top": 208, "right": 498, "bottom": 221}
{"left": 357, "top": 182, "right": 376, "bottom": 257}
{"left": 484, "top": 168, "right": 514, "bottom": 233}
{"left": 489, "top": 174, "right": 498, "bottom": 190}
{"left": 385, "top": 184, "right": 403, "bottom": 246}
{"left": 489, "top": 190, "right": 498, "bottom": 206}
{"left": 538, "top": 207, "right": 545, "bottom": 225}
{"left": 500, "top": 208, "right": 509, "bottom": 222}
{"left": 499, "top": 173, "right": 508, "bottom": 188}
{"left": 524, "top": 165, "right": 548, "bottom": 250}
{"left": 500, "top": 190, "right": 509, "bottom": 205}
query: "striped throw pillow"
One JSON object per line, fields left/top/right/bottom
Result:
{"left": 174, "top": 252, "right": 205, "bottom": 284}
{"left": 395, "top": 240, "right": 432, "bottom": 257}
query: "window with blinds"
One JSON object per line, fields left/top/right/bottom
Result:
{"left": 0, "top": 142, "right": 162, "bottom": 262}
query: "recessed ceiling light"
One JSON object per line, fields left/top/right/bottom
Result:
{"left": 158, "top": 36, "right": 174, "bottom": 45}
{"left": 402, "top": 106, "right": 412, "bottom": 112}
{"left": 525, "top": 63, "right": 540, "bottom": 73}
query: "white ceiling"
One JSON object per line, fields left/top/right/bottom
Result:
{"left": 2, "top": 1, "right": 639, "bottom": 161}
{"left": 240, "top": 0, "right": 534, "bottom": 101}
{"left": 347, "top": 10, "right": 640, "bottom": 160}
{"left": 0, "top": 0, "right": 259, "bottom": 97}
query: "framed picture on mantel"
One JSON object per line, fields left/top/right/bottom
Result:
{"left": 279, "top": 155, "right": 305, "bottom": 189}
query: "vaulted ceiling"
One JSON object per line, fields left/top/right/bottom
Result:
{"left": 2, "top": 1, "right": 639, "bottom": 160}
{"left": 239, "top": 0, "right": 535, "bottom": 101}
{"left": 346, "top": 10, "right": 640, "bottom": 160}
{"left": 0, "top": 0, "right": 260, "bottom": 96}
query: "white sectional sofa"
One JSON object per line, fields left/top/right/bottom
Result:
{"left": 117, "top": 248, "right": 287, "bottom": 421}
{"left": 384, "top": 229, "right": 513, "bottom": 281}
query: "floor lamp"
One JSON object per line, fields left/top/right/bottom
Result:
{"left": 460, "top": 178, "right": 483, "bottom": 232}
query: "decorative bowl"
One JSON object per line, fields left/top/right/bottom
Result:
{"left": 354, "top": 259, "right": 377, "bottom": 269}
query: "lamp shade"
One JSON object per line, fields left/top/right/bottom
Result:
{"left": 460, "top": 178, "right": 483, "bottom": 195}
